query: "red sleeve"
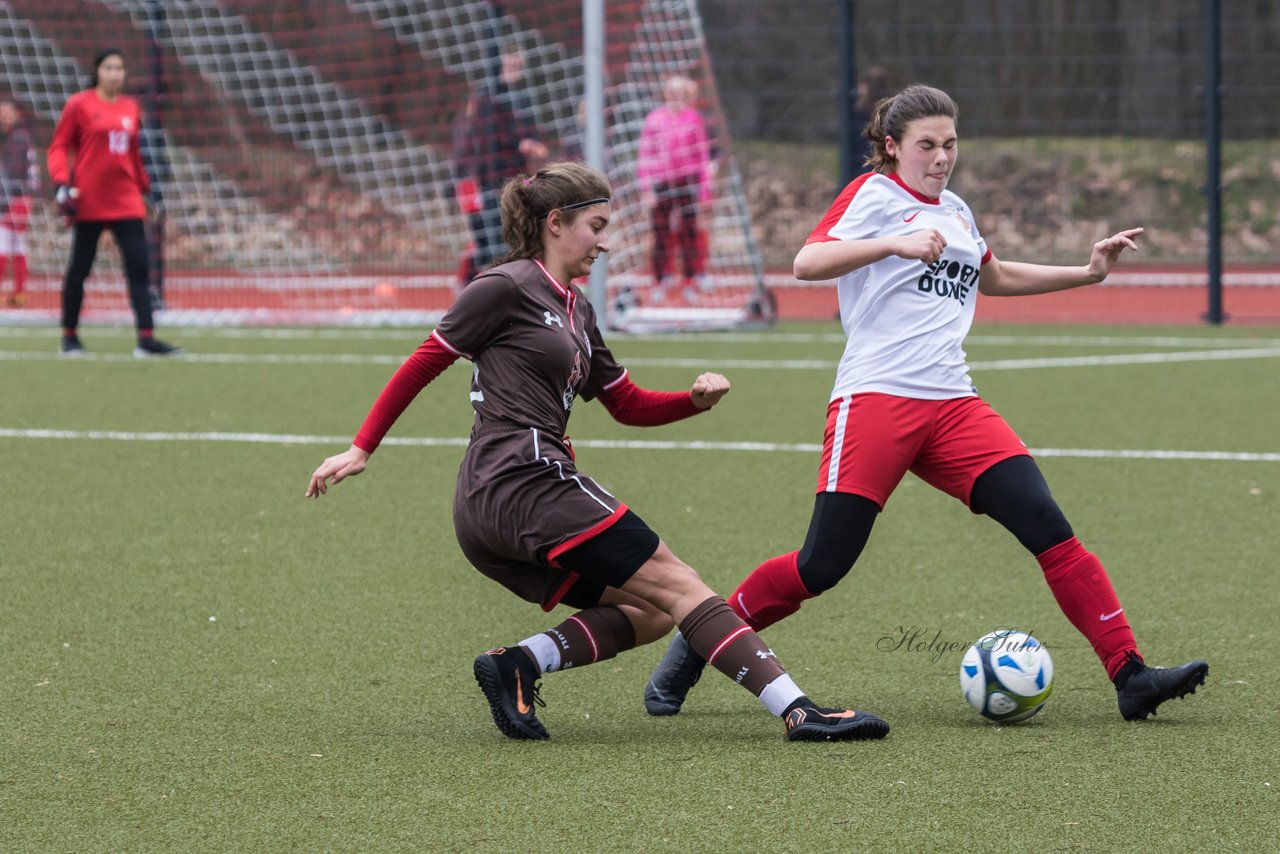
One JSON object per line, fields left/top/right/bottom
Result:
{"left": 597, "top": 374, "right": 704, "bottom": 427}
{"left": 47, "top": 97, "right": 79, "bottom": 185}
{"left": 132, "top": 119, "right": 150, "bottom": 195}
{"left": 352, "top": 334, "right": 461, "bottom": 453}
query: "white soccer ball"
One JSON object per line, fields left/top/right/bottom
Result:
{"left": 959, "top": 629, "right": 1053, "bottom": 722}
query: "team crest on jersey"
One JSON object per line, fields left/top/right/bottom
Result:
{"left": 121, "top": 116, "right": 133, "bottom": 131}
{"left": 562, "top": 350, "right": 584, "bottom": 412}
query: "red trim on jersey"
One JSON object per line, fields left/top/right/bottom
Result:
{"left": 597, "top": 375, "right": 703, "bottom": 426}
{"left": 430, "top": 328, "right": 470, "bottom": 360}
{"left": 548, "top": 504, "right": 629, "bottom": 563}
{"left": 352, "top": 336, "right": 460, "bottom": 452}
{"left": 888, "top": 172, "right": 943, "bottom": 204}
{"left": 532, "top": 258, "right": 578, "bottom": 335}
{"left": 600, "top": 369, "right": 630, "bottom": 391}
{"left": 805, "top": 171, "right": 876, "bottom": 244}
{"left": 543, "top": 571, "right": 582, "bottom": 612}
{"left": 980, "top": 247, "right": 994, "bottom": 265}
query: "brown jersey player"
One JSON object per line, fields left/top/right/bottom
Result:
{"left": 307, "top": 162, "right": 889, "bottom": 742}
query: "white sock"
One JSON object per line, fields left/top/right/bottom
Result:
{"left": 519, "top": 633, "right": 561, "bottom": 674}
{"left": 758, "top": 673, "right": 804, "bottom": 716}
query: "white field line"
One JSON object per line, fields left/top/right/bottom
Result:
{"left": 1, "top": 427, "right": 1277, "bottom": 462}
{"left": 4, "top": 325, "right": 1280, "bottom": 348}
{"left": 4, "top": 346, "right": 1280, "bottom": 371}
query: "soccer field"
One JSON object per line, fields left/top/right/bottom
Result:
{"left": 2, "top": 322, "right": 1277, "bottom": 852}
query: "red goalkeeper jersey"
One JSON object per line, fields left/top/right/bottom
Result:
{"left": 47, "top": 89, "right": 150, "bottom": 221}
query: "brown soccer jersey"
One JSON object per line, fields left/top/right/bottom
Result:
{"left": 437, "top": 259, "right": 635, "bottom": 607}
{"left": 433, "top": 258, "right": 626, "bottom": 436}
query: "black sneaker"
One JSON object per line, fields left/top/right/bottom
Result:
{"left": 59, "top": 334, "right": 87, "bottom": 357}
{"left": 1114, "top": 651, "right": 1208, "bottom": 721}
{"left": 473, "top": 647, "right": 548, "bottom": 740}
{"left": 644, "top": 631, "right": 707, "bottom": 716}
{"left": 133, "top": 337, "right": 184, "bottom": 358}
{"left": 785, "top": 706, "right": 891, "bottom": 742}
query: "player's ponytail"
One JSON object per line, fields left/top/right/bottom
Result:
{"left": 498, "top": 161, "right": 612, "bottom": 266}
{"left": 865, "top": 84, "right": 958, "bottom": 174}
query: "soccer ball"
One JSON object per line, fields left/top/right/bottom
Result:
{"left": 959, "top": 630, "right": 1053, "bottom": 722}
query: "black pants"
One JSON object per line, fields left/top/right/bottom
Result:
{"left": 795, "top": 456, "right": 1075, "bottom": 595}
{"left": 61, "top": 219, "right": 153, "bottom": 331}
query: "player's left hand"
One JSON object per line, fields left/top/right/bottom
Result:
{"left": 1085, "top": 227, "right": 1143, "bottom": 282}
{"left": 690, "top": 372, "right": 730, "bottom": 410}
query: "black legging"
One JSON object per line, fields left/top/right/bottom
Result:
{"left": 795, "top": 455, "right": 1074, "bottom": 595}
{"left": 61, "top": 219, "right": 153, "bottom": 331}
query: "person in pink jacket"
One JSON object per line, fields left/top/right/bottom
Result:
{"left": 636, "top": 74, "right": 712, "bottom": 305}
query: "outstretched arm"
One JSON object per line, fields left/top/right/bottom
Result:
{"left": 598, "top": 372, "right": 730, "bottom": 426}
{"left": 305, "top": 335, "right": 460, "bottom": 497}
{"left": 979, "top": 227, "right": 1143, "bottom": 297}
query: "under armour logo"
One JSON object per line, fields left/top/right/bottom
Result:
{"left": 756, "top": 649, "right": 777, "bottom": 660}
{"left": 544, "top": 311, "right": 563, "bottom": 328}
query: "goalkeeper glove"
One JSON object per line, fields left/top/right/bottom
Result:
{"left": 54, "top": 184, "right": 79, "bottom": 220}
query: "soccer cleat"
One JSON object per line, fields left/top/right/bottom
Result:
{"left": 644, "top": 631, "right": 707, "bottom": 716}
{"left": 784, "top": 706, "right": 891, "bottom": 742}
{"left": 59, "top": 334, "right": 87, "bottom": 357}
{"left": 133, "top": 337, "right": 184, "bottom": 358}
{"left": 1115, "top": 651, "right": 1208, "bottom": 721}
{"left": 473, "top": 647, "right": 549, "bottom": 740}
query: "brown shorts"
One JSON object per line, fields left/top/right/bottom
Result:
{"left": 452, "top": 426, "right": 657, "bottom": 610}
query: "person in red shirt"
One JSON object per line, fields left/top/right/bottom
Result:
{"left": 0, "top": 98, "right": 37, "bottom": 307}
{"left": 306, "top": 161, "right": 890, "bottom": 743}
{"left": 47, "top": 48, "right": 180, "bottom": 357}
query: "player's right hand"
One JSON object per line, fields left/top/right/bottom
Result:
{"left": 306, "top": 445, "right": 371, "bottom": 498}
{"left": 54, "top": 184, "right": 78, "bottom": 219}
{"left": 896, "top": 229, "right": 947, "bottom": 264}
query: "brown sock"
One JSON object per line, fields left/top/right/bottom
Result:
{"left": 678, "top": 596, "right": 788, "bottom": 696}
{"left": 524, "top": 605, "right": 637, "bottom": 672}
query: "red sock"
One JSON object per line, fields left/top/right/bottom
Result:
{"left": 13, "top": 255, "right": 26, "bottom": 294}
{"left": 1037, "top": 537, "right": 1139, "bottom": 679}
{"left": 0, "top": 255, "right": 8, "bottom": 284}
{"left": 727, "top": 551, "right": 814, "bottom": 632}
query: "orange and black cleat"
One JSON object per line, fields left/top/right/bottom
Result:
{"left": 473, "top": 647, "right": 549, "bottom": 740}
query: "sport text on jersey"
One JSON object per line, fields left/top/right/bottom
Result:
{"left": 918, "top": 257, "right": 980, "bottom": 304}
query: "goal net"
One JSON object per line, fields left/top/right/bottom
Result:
{"left": 0, "top": 0, "right": 772, "bottom": 330}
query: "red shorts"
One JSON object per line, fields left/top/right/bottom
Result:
{"left": 816, "top": 393, "right": 1030, "bottom": 509}
{"left": 1, "top": 196, "right": 32, "bottom": 232}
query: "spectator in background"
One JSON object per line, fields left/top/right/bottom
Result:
{"left": 453, "top": 43, "right": 548, "bottom": 274}
{"left": 0, "top": 97, "right": 37, "bottom": 307}
{"left": 636, "top": 74, "right": 712, "bottom": 307}
{"left": 47, "top": 48, "right": 180, "bottom": 357}
{"left": 851, "top": 65, "right": 890, "bottom": 174}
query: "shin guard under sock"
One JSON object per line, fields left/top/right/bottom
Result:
{"left": 727, "top": 551, "right": 814, "bottom": 632}
{"left": 678, "top": 596, "right": 798, "bottom": 709}
{"left": 1037, "top": 537, "right": 1139, "bottom": 679}
{"left": 520, "top": 605, "right": 637, "bottom": 673}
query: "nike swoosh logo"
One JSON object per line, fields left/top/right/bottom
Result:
{"left": 515, "top": 673, "right": 532, "bottom": 715}
{"left": 1100, "top": 608, "right": 1124, "bottom": 621}
{"left": 903, "top": 210, "right": 921, "bottom": 223}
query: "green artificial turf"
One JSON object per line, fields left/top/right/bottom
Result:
{"left": 2, "top": 322, "right": 1276, "bottom": 852}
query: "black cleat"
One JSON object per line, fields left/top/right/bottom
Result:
{"left": 59, "top": 334, "right": 87, "bottom": 357}
{"left": 473, "top": 647, "right": 549, "bottom": 740}
{"left": 785, "top": 706, "right": 891, "bottom": 742}
{"left": 1115, "top": 652, "right": 1208, "bottom": 721}
{"left": 133, "top": 337, "right": 184, "bottom": 358}
{"left": 644, "top": 631, "right": 707, "bottom": 716}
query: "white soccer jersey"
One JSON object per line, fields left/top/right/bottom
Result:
{"left": 807, "top": 171, "right": 993, "bottom": 400}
